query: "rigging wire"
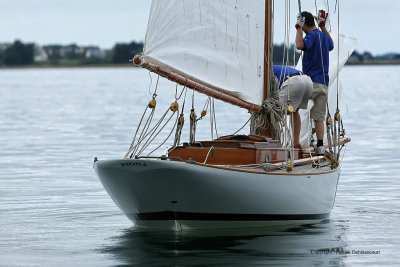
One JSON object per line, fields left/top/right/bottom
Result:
{"left": 297, "top": 0, "right": 301, "bottom": 14}
{"left": 133, "top": 108, "right": 169, "bottom": 156}
{"left": 138, "top": 109, "right": 176, "bottom": 156}
{"left": 125, "top": 79, "right": 190, "bottom": 158}
{"left": 209, "top": 98, "right": 215, "bottom": 140}
{"left": 212, "top": 98, "right": 218, "bottom": 138}
{"left": 125, "top": 77, "right": 160, "bottom": 158}
{"left": 283, "top": 0, "right": 295, "bottom": 167}
{"left": 138, "top": 88, "right": 186, "bottom": 156}
{"left": 147, "top": 111, "right": 179, "bottom": 157}
{"left": 334, "top": 0, "right": 338, "bottom": 14}
{"left": 314, "top": 0, "right": 335, "bottom": 157}
{"left": 147, "top": 72, "right": 153, "bottom": 95}
{"left": 314, "top": 0, "right": 318, "bottom": 16}
{"left": 335, "top": 0, "right": 341, "bottom": 161}
{"left": 124, "top": 106, "right": 150, "bottom": 159}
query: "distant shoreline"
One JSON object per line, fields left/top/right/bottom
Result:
{"left": 0, "top": 62, "right": 398, "bottom": 70}
{"left": 0, "top": 64, "right": 136, "bottom": 69}
{"left": 347, "top": 60, "right": 400, "bottom": 65}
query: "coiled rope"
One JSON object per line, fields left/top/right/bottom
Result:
{"left": 250, "top": 96, "right": 284, "bottom": 143}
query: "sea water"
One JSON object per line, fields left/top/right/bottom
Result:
{"left": 0, "top": 66, "right": 399, "bottom": 266}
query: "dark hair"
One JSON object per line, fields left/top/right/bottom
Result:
{"left": 301, "top": 11, "right": 315, "bottom": 27}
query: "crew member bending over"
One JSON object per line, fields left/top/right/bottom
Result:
{"left": 273, "top": 65, "right": 313, "bottom": 151}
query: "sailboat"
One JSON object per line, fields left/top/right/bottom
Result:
{"left": 94, "top": 0, "right": 356, "bottom": 230}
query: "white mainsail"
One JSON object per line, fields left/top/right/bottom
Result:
{"left": 143, "top": 0, "right": 266, "bottom": 106}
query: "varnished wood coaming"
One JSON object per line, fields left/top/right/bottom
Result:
{"left": 168, "top": 136, "right": 351, "bottom": 169}
{"left": 168, "top": 136, "right": 299, "bottom": 165}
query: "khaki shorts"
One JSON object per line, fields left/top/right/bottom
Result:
{"left": 310, "top": 82, "right": 328, "bottom": 121}
{"left": 279, "top": 75, "right": 313, "bottom": 111}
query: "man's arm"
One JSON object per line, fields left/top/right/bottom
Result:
{"left": 316, "top": 10, "right": 334, "bottom": 44}
{"left": 320, "top": 25, "right": 333, "bottom": 43}
{"left": 295, "top": 14, "right": 305, "bottom": 50}
{"left": 295, "top": 28, "right": 305, "bottom": 50}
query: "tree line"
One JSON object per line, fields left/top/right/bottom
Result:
{"left": 0, "top": 40, "right": 299, "bottom": 66}
{"left": 1, "top": 39, "right": 393, "bottom": 67}
{"left": 0, "top": 40, "right": 35, "bottom": 65}
{"left": 0, "top": 40, "right": 144, "bottom": 66}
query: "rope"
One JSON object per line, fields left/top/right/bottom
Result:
{"left": 173, "top": 113, "right": 184, "bottom": 147}
{"left": 297, "top": 0, "right": 301, "bottom": 13}
{"left": 147, "top": 111, "right": 179, "bottom": 157}
{"left": 209, "top": 98, "right": 214, "bottom": 140}
{"left": 202, "top": 97, "right": 210, "bottom": 112}
{"left": 250, "top": 97, "right": 284, "bottom": 143}
{"left": 125, "top": 76, "right": 161, "bottom": 159}
{"left": 203, "top": 146, "right": 214, "bottom": 164}
{"left": 189, "top": 108, "right": 197, "bottom": 143}
{"left": 233, "top": 117, "right": 251, "bottom": 135}
{"left": 288, "top": 111, "right": 295, "bottom": 164}
{"left": 153, "top": 75, "right": 160, "bottom": 95}
{"left": 313, "top": 1, "right": 336, "bottom": 159}
{"left": 212, "top": 98, "right": 218, "bottom": 138}
{"left": 175, "top": 84, "right": 186, "bottom": 100}
{"left": 282, "top": 0, "right": 294, "bottom": 166}
{"left": 335, "top": 0, "right": 341, "bottom": 160}
{"left": 127, "top": 103, "right": 156, "bottom": 158}
{"left": 133, "top": 108, "right": 168, "bottom": 156}
{"left": 189, "top": 89, "right": 196, "bottom": 143}
{"left": 147, "top": 72, "right": 153, "bottom": 95}
{"left": 136, "top": 85, "right": 188, "bottom": 156}
{"left": 173, "top": 88, "right": 187, "bottom": 147}
{"left": 125, "top": 78, "right": 192, "bottom": 158}
{"left": 124, "top": 106, "right": 150, "bottom": 159}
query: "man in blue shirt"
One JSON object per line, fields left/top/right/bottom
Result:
{"left": 273, "top": 65, "right": 312, "bottom": 150}
{"left": 295, "top": 10, "right": 334, "bottom": 155}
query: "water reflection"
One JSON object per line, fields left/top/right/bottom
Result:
{"left": 100, "top": 219, "right": 349, "bottom": 266}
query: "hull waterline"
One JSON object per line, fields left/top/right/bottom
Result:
{"left": 94, "top": 159, "right": 340, "bottom": 230}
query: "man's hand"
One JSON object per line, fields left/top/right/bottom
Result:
{"left": 315, "top": 9, "right": 328, "bottom": 27}
{"left": 295, "top": 14, "right": 305, "bottom": 29}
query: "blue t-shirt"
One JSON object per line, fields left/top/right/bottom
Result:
{"left": 302, "top": 29, "right": 334, "bottom": 86}
{"left": 273, "top": 65, "right": 301, "bottom": 87}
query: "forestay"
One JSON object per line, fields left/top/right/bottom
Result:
{"left": 144, "top": 0, "right": 266, "bottom": 106}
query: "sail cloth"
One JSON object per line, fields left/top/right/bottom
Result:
{"left": 297, "top": 33, "right": 357, "bottom": 147}
{"left": 144, "top": 0, "right": 266, "bottom": 106}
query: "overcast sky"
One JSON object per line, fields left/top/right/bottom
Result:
{"left": 0, "top": 0, "right": 398, "bottom": 55}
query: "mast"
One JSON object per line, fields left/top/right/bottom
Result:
{"left": 259, "top": 0, "right": 273, "bottom": 136}
{"left": 263, "top": 0, "right": 271, "bottom": 101}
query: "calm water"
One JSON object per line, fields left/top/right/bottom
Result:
{"left": 0, "top": 66, "right": 399, "bottom": 266}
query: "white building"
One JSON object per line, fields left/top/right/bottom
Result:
{"left": 85, "top": 46, "right": 105, "bottom": 58}
{"left": 33, "top": 45, "right": 48, "bottom": 62}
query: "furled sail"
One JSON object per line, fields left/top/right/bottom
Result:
{"left": 141, "top": 0, "right": 266, "bottom": 107}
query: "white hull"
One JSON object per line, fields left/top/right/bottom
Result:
{"left": 94, "top": 159, "right": 340, "bottom": 230}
